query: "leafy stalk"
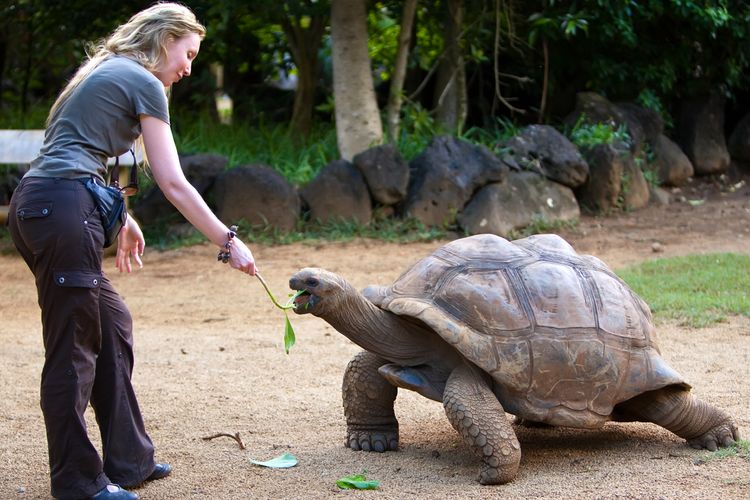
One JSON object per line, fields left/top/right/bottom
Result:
{"left": 256, "top": 272, "right": 301, "bottom": 353}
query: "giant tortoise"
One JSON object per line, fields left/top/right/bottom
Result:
{"left": 289, "top": 234, "right": 740, "bottom": 485}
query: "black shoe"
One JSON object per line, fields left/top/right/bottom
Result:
{"left": 89, "top": 484, "right": 139, "bottom": 500}
{"left": 147, "top": 463, "right": 172, "bottom": 481}
{"left": 120, "top": 462, "right": 172, "bottom": 489}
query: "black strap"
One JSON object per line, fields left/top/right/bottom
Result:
{"left": 109, "top": 149, "right": 137, "bottom": 189}
{"left": 110, "top": 155, "right": 120, "bottom": 188}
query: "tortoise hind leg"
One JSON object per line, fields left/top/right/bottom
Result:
{"left": 443, "top": 363, "right": 521, "bottom": 485}
{"left": 343, "top": 351, "right": 399, "bottom": 452}
{"left": 615, "top": 385, "right": 740, "bottom": 451}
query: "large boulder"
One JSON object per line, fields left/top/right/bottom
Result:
{"left": 402, "top": 135, "right": 507, "bottom": 227}
{"left": 621, "top": 156, "right": 650, "bottom": 211}
{"left": 615, "top": 102, "right": 664, "bottom": 146}
{"left": 211, "top": 164, "right": 300, "bottom": 232}
{"left": 502, "top": 124, "right": 589, "bottom": 188}
{"left": 300, "top": 159, "right": 372, "bottom": 225}
{"left": 457, "top": 171, "right": 580, "bottom": 237}
{"left": 133, "top": 153, "right": 227, "bottom": 225}
{"left": 352, "top": 144, "right": 409, "bottom": 206}
{"left": 650, "top": 134, "right": 694, "bottom": 187}
{"left": 563, "top": 92, "right": 644, "bottom": 153}
{"left": 575, "top": 144, "right": 649, "bottom": 213}
{"left": 677, "top": 93, "right": 731, "bottom": 176}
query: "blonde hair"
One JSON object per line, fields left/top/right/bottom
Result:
{"left": 47, "top": 2, "right": 205, "bottom": 124}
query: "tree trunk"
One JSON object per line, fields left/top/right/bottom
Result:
{"left": 283, "top": 15, "right": 326, "bottom": 139}
{"left": 330, "top": 0, "right": 383, "bottom": 160}
{"left": 385, "top": 0, "right": 418, "bottom": 143}
{"left": 433, "top": 0, "right": 466, "bottom": 133}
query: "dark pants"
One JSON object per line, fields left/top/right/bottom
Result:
{"left": 9, "top": 177, "right": 156, "bottom": 499}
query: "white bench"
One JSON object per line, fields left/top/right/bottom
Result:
{"left": 0, "top": 129, "right": 138, "bottom": 224}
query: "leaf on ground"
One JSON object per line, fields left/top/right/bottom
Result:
{"left": 336, "top": 473, "right": 380, "bottom": 490}
{"left": 250, "top": 452, "right": 298, "bottom": 468}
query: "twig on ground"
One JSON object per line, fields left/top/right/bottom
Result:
{"left": 202, "top": 432, "right": 246, "bottom": 450}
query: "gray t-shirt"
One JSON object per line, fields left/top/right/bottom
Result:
{"left": 27, "top": 56, "right": 170, "bottom": 182}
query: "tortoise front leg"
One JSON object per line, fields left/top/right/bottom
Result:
{"left": 342, "top": 351, "right": 399, "bottom": 452}
{"left": 616, "top": 385, "right": 740, "bottom": 451}
{"left": 443, "top": 363, "right": 521, "bottom": 485}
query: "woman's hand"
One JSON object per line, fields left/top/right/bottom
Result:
{"left": 115, "top": 216, "right": 146, "bottom": 273}
{"left": 227, "top": 237, "right": 257, "bottom": 275}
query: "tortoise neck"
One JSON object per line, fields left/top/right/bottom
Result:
{"left": 324, "top": 286, "right": 431, "bottom": 364}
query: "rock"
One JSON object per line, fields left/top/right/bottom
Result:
{"left": 212, "top": 164, "right": 300, "bottom": 232}
{"left": 300, "top": 159, "right": 372, "bottom": 225}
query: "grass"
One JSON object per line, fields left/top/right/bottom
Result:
{"left": 617, "top": 253, "right": 750, "bottom": 328}
{"left": 171, "top": 113, "right": 339, "bottom": 185}
{"left": 694, "top": 439, "right": 750, "bottom": 465}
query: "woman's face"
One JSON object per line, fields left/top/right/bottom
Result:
{"left": 153, "top": 32, "right": 201, "bottom": 87}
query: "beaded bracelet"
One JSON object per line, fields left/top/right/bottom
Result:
{"left": 217, "top": 225, "right": 238, "bottom": 263}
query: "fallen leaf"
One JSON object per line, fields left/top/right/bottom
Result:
{"left": 336, "top": 473, "right": 380, "bottom": 490}
{"left": 250, "top": 452, "right": 298, "bottom": 468}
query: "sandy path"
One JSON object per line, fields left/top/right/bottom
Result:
{"left": 1, "top": 177, "right": 749, "bottom": 499}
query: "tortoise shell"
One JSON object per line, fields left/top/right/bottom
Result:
{"left": 369, "top": 234, "right": 688, "bottom": 428}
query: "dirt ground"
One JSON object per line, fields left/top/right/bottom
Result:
{"left": 1, "top": 174, "right": 749, "bottom": 499}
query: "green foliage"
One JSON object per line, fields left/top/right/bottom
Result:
{"left": 617, "top": 253, "right": 750, "bottom": 328}
{"left": 694, "top": 440, "right": 750, "bottom": 465}
{"left": 567, "top": 117, "right": 631, "bottom": 150}
{"left": 172, "top": 112, "right": 337, "bottom": 185}
{"left": 507, "top": 216, "right": 579, "bottom": 240}
{"left": 539, "top": 0, "right": 750, "bottom": 106}
{"left": 388, "top": 101, "right": 444, "bottom": 160}
{"left": 461, "top": 117, "right": 521, "bottom": 154}
{"left": 528, "top": 10, "right": 589, "bottom": 47}
{"left": 641, "top": 165, "right": 660, "bottom": 189}
{"left": 367, "top": 2, "right": 401, "bottom": 82}
{"left": 0, "top": 101, "right": 50, "bottom": 129}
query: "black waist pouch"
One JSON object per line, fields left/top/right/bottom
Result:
{"left": 84, "top": 176, "right": 127, "bottom": 247}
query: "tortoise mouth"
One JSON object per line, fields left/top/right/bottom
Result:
{"left": 291, "top": 290, "right": 315, "bottom": 313}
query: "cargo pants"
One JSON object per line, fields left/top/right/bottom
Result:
{"left": 8, "top": 177, "right": 156, "bottom": 499}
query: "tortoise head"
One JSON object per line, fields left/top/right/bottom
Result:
{"left": 289, "top": 268, "right": 350, "bottom": 317}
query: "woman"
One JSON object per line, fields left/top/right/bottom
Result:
{"left": 8, "top": 3, "right": 256, "bottom": 499}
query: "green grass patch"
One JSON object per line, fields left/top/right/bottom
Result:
{"left": 694, "top": 439, "right": 750, "bottom": 465}
{"left": 617, "top": 253, "right": 750, "bottom": 328}
{"left": 171, "top": 113, "right": 339, "bottom": 185}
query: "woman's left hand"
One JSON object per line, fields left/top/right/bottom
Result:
{"left": 115, "top": 215, "right": 146, "bottom": 273}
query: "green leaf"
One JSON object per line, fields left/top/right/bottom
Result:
{"left": 336, "top": 473, "right": 380, "bottom": 490}
{"left": 250, "top": 452, "right": 298, "bottom": 468}
{"left": 284, "top": 290, "right": 306, "bottom": 309}
{"left": 284, "top": 313, "right": 296, "bottom": 354}
{"left": 256, "top": 273, "right": 301, "bottom": 353}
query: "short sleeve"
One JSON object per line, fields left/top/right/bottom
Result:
{"left": 134, "top": 78, "right": 170, "bottom": 125}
